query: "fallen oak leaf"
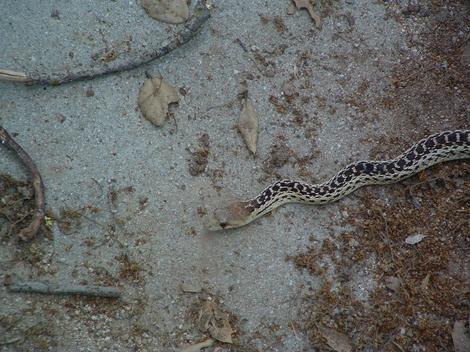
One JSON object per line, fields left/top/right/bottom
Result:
{"left": 138, "top": 77, "right": 180, "bottom": 127}
{"left": 292, "top": 0, "right": 321, "bottom": 28}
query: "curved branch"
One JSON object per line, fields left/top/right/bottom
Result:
{"left": 0, "top": 126, "right": 45, "bottom": 240}
{"left": 0, "top": 3, "right": 210, "bottom": 85}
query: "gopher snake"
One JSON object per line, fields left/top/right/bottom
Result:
{"left": 206, "top": 130, "right": 470, "bottom": 230}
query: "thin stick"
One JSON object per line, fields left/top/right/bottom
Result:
{"left": 0, "top": 69, "right": 31, "bottom": 83}
{"left": 0, "top": 3, "right": 210, "bottom": 85}
{"left": 0, "top": 126, "right": 45, "bottom": 241}
{"left": 7, "top": 280, "right": 121, "bottom": 298}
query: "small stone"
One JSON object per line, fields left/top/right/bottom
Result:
{"left": 51, "top": 9, "right": 60, "bottom": 19}
{"left": 85, "top": 86, "right": 95, "bottom": 97}
{"left": 385, "top": 276, "right": 401, "bottom": 293}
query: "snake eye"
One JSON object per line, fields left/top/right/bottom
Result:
{"left": 219, "top": 222, "right": 228, "bottom": 229}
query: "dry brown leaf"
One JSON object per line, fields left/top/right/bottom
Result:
{"left": 198, "top": 301, "right": 235, "bottom": 344}
{"left": 178, "top": 338, "right": 214, "bottom": 352}
{"left": 210, "top": 319, "right": 235, "bottom": 344}
{"left": 292, "top": 0, "right": 321, "bottom": 28}
{"left": 238, "top": 98, "right": 259, "bottom": 154}
{"left": 138, "top": 77, "right": 179, "bottom": 127}
{"left": 317, "top": 325, "right": 352, "bottom": 352}
{"left": 420, "top": 272, "right": 431, "bottom": 291}
{"left": 140, "top": 0, "right": 189, "bottom": 24}
{"left": 385, "top": 276, "right": 402, "bottom": 293}
{"left": 452, "top": 320, "right": 470, "bottom": 352}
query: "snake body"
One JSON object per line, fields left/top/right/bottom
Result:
{"left": 206, "top": 130, "right": 470, "bottom": 230}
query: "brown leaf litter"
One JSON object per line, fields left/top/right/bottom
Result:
{"left": 289, "top": 163, "right": 470, "bottom": 350}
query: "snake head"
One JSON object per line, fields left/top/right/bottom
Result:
{"left": 204, "top": 201, "right": 254, "bottom": 231}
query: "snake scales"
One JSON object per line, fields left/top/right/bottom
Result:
{"left": 206, "top": 130, "right": 470, "bottom": 230}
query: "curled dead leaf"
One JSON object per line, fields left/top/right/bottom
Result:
{"left": 238, "top": 97, "right": 259, "bottom": 154}
{"left": 317, "top": 325, "right": 352, "bottom": 352}
{"left": 140, "top": 0, "right": 189, "bottom": 24}
{"left": 138, "top": 77, "right": 179, "bottom": 127}
{"left": 292, "top": 0, "right": 321, "bottom": 28}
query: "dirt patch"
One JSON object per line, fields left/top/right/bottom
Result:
{"left": 288, "top": 2, "right": 470, "bottom": 350}
{"left": 290, "top": 163, "right": 470, "bottom": 350}
{"left": 372, "top": 1, "right": 469, "bottom": 150}
{"left": 0, "top": 174, "right": 35, "bottom": 240}
{"left": 187, "top": 133, "right": 211, "bottom": 176}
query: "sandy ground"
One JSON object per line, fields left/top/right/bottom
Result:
{"left": 1, "top": 1, "right": 469, "bottom": 351}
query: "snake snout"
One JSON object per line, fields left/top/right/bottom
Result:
{"left": 204, "top": 201, "right": 252, "bottom": 231}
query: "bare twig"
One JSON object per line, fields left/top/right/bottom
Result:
{"left": 0, "top": 3, "right": 210, "bottom": 85}
{"left": 7, "top": 280, "right": 121, "bottom": 298}
{"left": 0, "top": 126, "right": 45, "bottom": 240}
{"left": 0, "top": 69, "right": 31, "bottom": 83}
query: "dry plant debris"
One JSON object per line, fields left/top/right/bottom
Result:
{"left": 140, "top": 0, "right": 189, "bottom": 24}
{"left": 138, "top": 77, "right": 180, "bottom": 127}
{"left": 0, "top": 174, "right": 35, "bottom": 240}
{"left": 292, "top": 0, "right": 321, "bottom": 28}
{"left": 198, "top": 300, "right": 236, "bottom": 343}
{"left": 187, "top": 134, "right": 210, "bottom": 176}
{"left": 317, "top": 324, "right": 352, "bottom": 352}
{"left": 238, "top": 96, "right": 259, "bottom": 154}
{"left": 289, "top": 164, "right": 470, "bottom": 350}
